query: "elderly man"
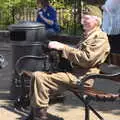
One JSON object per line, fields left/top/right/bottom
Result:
{"left": 24, "top": 5, "right": 110, "bottom": 120}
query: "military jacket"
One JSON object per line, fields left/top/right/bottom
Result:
{"left": 61, "top": 27, "right": 110, "bottom": 77}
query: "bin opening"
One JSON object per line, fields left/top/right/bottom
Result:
{"left": 10, "top": 31, "right": 26, "bottom": 41}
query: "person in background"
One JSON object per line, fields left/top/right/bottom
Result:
{"left": 24, "top": 5, "right": 110, "bottom": 120}
{"left": 36, "top": 0, "right": 60, "bottom": 36}
{"left": 102, "top": 0, "right": 120, "bottom": 65}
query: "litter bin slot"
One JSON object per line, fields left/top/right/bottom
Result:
{"left": 10, "top": 31, "right": 26, "bottom": 41}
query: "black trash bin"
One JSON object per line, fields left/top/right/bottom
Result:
{"left": 8, "top": 21, "right": 48, "bottom": 100}
{"left": 8, "top": 21, "right": 47, "bottom": 69}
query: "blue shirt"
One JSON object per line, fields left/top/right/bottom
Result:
{"left": 36, "top": 5, "right": 60, "bottom": 33}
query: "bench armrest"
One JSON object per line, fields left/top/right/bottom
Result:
{"left": 76, "top": 71, "right": 120, "bottom": 101}
{"left": 15, "top": 55, "right": 48, "bottom": 76}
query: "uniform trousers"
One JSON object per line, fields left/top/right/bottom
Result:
{"left": 30, "top": 71, "right": 78, "bottom": 108}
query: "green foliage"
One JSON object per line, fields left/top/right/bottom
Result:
{"left": 0, "top": 0, "right": 14, "bottom": 29}
{"left": 0, "top": 0, "right": 36, "bottom": 29}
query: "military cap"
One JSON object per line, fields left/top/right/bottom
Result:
{"left": 85, "top": 0, "right": 105, "bottom": 6}
{"left": 83, "top": 4, "right": 102, "bottom": 18}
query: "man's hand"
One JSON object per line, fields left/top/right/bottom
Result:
{"left": 48, "top": 41, "right": 65, "bottom": 50}
{"left": 39, "top": 11, "right": 43, "bottom": 17}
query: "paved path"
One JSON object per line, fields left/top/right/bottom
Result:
{"left": 0, "top": 91, "right": 120, "bottom": 120}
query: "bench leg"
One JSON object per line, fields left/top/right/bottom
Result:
{"left": 73, "top": 91, "right": 105, "bottom": 120}
{"left": 88, "top": 105, "right": 104, "bottom": 120}
{"left": 85, "top": 105, "right": 90, "bottom": 120}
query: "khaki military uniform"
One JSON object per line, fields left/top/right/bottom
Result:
{"left": 30, "top": 27, "right": 110, "bottom": 108}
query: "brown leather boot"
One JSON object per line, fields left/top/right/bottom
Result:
{"left": 33, "top": 107, "right": 48, "bottom": 120}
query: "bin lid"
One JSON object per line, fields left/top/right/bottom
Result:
{"left": 8, "top": 21, "right": 45, "bottom": 30}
